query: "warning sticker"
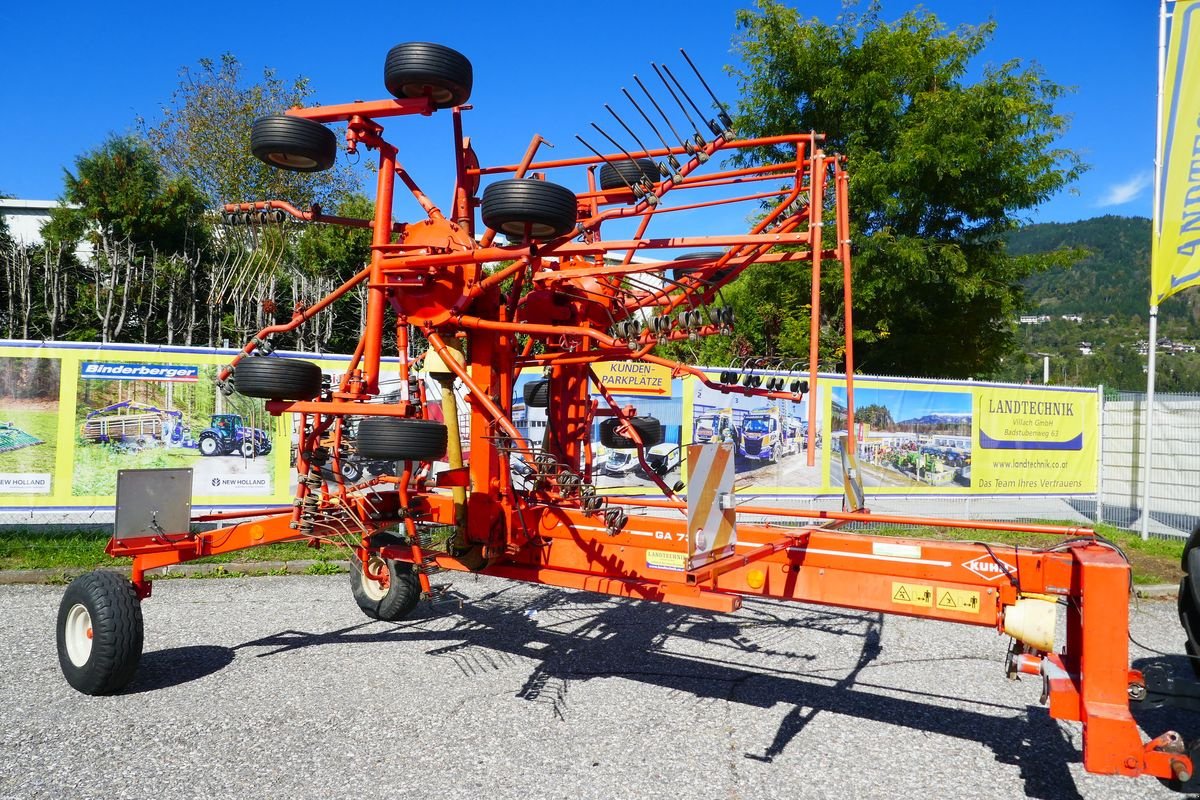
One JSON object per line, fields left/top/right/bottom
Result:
{"left": 646, "top": 549, "right": 687, "bottom": 572}
{"left": 891, "top": 582, "right": 932, "bottom": 608}
{"left": 936, "top": 588, "right": 981, "bottom": 614}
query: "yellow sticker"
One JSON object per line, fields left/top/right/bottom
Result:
{"left": 936, "top": 588, "right": 981, "bottom": 614}
{"left": 891, "top": 582, "right": 932, "bottom": 607}
{"left": 646, "top": 549, "right": 686, "bottom": 572}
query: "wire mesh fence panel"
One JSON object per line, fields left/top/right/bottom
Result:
{"left": 1100, "top": 391, "right": 1200, "bottom": 539}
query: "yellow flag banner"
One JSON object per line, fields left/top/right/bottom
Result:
{"left": 1153, "top": 0, "right": 1200, "bottom": 304}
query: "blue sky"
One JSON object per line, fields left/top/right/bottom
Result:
{"left": 0, "top": 0, "right": 1163, "bottom": 227}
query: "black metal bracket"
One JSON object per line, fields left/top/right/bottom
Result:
{"left": 1136, "top": 661, "right": 1200, "bottom": 713}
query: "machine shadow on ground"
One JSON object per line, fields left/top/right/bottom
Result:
{"left": 201, "top": 588, "right": 1087, "bottom": 799}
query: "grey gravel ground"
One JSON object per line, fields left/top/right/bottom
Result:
{"left": 1, "top": 574, "right": 1195, "bottom": 800}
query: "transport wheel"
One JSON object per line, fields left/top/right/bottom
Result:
{"left": 481, "top": 179, "right": 577, "bottom": 241}
{"left": 232, "top": 358, "right": 323, "bottom": 401}
{"left": 599, "top": 416, "right": 663, "bottom": 449}
{"left": 356, "top": 418, "right": 448, "bottom": 461}
{"left": 523, "top": 379, "right": 550, "bottom": 408}
{"left": 250, "top": 115, "right": 338, "bottom": 172}
{"left": 56, "top": 571, "right": 144, "bottom": 695}
{"left": 350, "top": 553, "right": 421, "bottom": 621}
{"left": 198, "top": 434, "right": 220, "bottom": 457}
{"left": 1180, "top": 526, "right": 1200, "bottom": 678}
{"left": 673, "top": 251, "right": 727, "bottom": 262}
{"left": 599, "top": 158, "right": 659, "bottom": 191}
{"left": 384, "top": 42, "right": 472, "bottom": 109}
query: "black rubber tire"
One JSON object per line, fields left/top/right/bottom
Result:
{"left": 384, "top": 42, "right": 472, "bottom": 109}
{"left": 673, "top": 251, "right": 727, "bottom": 262}
{"left": 198, "top": 434, "right": 220, "bottom": 457}
{"left": 523, "top": 379, "right": 550, "bottom": 408}
{"left": 233, "top": 358, "right": 323, "bottom": 401}
{"left": 1183, "top": 524, "right": 1200, "bottom": 572}
{"left": 56, "top": 571, "right": 144, "bottom": 695}
{"left": 250, "top": 115, "right": 337, "bottom": 172}
{"left": 599, "top": 416, "right": 664, "bottom": 449}
{"left": 1181, "top": 583, "right": 1200, "bottom": 679}
{"left": 481, "top": 179, "right": 577, "bottom": 241}
{"left": 356, "top": 418, "right": 448, "bottom": 461}
{"left": 1182, "top": 530, "right": 1200, "bottom": 679}
{"left": 350, "top": 553, "right": 421, "bottom": 621}
{"left": 599, "top": 158, "right": 659, "bottom": 191}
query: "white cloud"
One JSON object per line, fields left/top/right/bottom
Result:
{"left": 1097, "top": 170, "right": 1152, "bottom": 206}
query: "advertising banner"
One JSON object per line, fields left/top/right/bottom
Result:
{"left": 829, "top": 378, "right": 1097, "bottom": 495}
{"left": 1152, "top": 0, "right": 1200, "bottom": 304}
{"left": 2, "top": 340, "right": 1101, "bottom": 510}
{"left": 0, "top": 341, "right": 387, "bottom": 509}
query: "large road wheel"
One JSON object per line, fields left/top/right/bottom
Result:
{"left": 350, "top": 553, "right": 421, "bottom": 621}
{"left": 1180, "top": 526, "right": 1200, "bottom": 678}
{"left": 356, "top": 418, "right": 448, "bottom": 461}
{"left": 481, "top": 179, "right": 577, "bottom": 241}
{"left": 250, "top": 115, "right": 338, "bottom": 172}
{"left": 599, "top": 416, "right": 663, "bottom": 449}
{"left": 57, "top": 571, "right": 143, "bottom": 695}
{"left": 384, "top": 42, "right": 472, "bottom": 109}
{"left": 233, "top": 358, "right": 323, "bottom": 401}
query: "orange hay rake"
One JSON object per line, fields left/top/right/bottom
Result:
{"left": 54, "top": 42, "right": 1200, "bottom": 792}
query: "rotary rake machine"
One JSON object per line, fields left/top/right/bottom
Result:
{"left": 54, "top": 42, "right": 1200, "bottom": 792}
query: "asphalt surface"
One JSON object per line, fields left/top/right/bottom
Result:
{"left": 1, "top": 575, "right": 1196, "bottom": 800}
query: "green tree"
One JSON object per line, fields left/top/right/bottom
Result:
{"left": 290, "top": 193, "right": 376, "bottom": 353}
{"left": 45, "top": 136, "right": 206, "bottom": 253}
{"left": 730, "top": 0, "right": 1084, "bottom": 378}
{"left": 139, "top": 53, "right": 357, "bottom": 207}
{"left": 42, "top": 135, "right": 208, "bottom": 344}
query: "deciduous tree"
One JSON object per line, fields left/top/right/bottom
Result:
{"left": 730, "top": 0, "right": 1085, "bottom": 378}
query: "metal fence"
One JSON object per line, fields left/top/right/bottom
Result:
{"left": 1098, "top": 390, "right": 1200, "bottom": 538}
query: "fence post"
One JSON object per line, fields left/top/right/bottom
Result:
{"left": 1096, "top": 384, "right": 1104, "bottom": 526}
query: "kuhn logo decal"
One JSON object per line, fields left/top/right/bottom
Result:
{"left": 962, "top": 555, "right": 1015, "bottom": 581}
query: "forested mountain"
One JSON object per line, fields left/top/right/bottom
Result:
{"left": 1000, "top": 215, "right": 1200, "bottom": 391}
{"left": 1010, "top": 215, "right": 1200, "bottom": 324}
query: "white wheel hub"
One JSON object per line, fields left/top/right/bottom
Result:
{"left": 64, "top": 603, "right": 94, "bottom": 667}
{"left": 360, "top": 557, "right": 390, "bottom": 602}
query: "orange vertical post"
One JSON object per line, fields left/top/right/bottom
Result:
{"left": 806, "top": 148, "right": 826, "bottom": 467}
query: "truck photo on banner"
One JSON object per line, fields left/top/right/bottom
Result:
{"left": 512, "top": 364, "right": 685, "bottom": 494}
{"left": 689, "top": 373, "right": 821, "bottom": 493}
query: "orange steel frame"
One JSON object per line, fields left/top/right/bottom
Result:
{"left": 109, "top": 94, "right": 1189, "bottom": 786}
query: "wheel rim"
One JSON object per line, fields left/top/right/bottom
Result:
{"left": 64, "top": 603, "right": 93, "bottom": 667}
{"left": 401, "top": 83, "right": 454, "bottom": 105}
{"left": 501, "top": 221, "right": 557, "bottom": 238}
{"left": 267, "top": 152, "right": 318, "bottom": 169}
{"left": 360, "top": 557, "right": 390, "bottom": 602}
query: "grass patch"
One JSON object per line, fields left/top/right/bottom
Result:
{"left": 0, "top": 522, "right": 1185, "bottom": 587}
{"left": 865, "top": 522, "right": 1183, "bottom": 585}
{"left": 0, "top": 527, "right": 348, "bottom": 572}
